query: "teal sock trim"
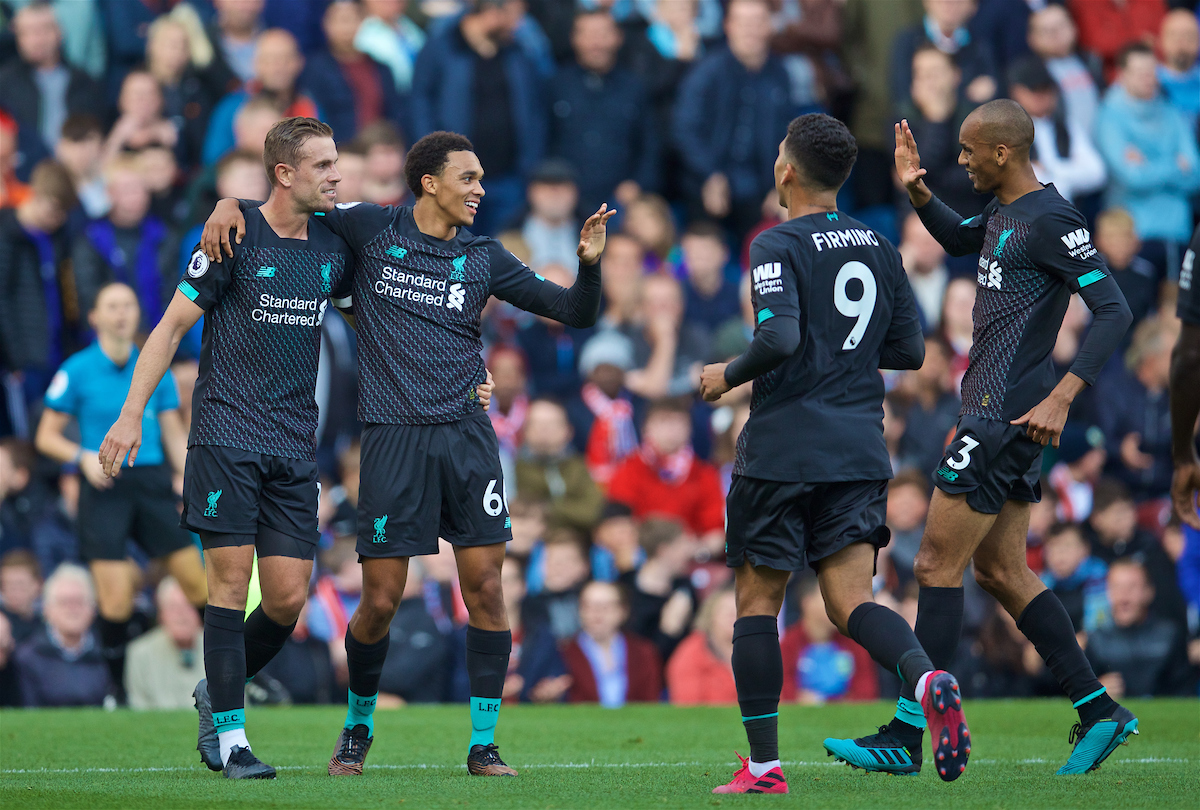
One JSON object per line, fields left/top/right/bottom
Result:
{"left": 245, "top": 677, "right": 253, "bottom": 685}
{"left": 212, "top": 709, "right": 245, "bottom": 734}
{"left": 1072, "top": 687, "right": 1107, "bottom": 709}
{"left": 894, "top": 697, "right": 926, "bottom": 729}
{"left": 740, "top": 712, "right": 779, "bottom": 722}
{"left": 346, "top": 689, "right": 378, "bottom": 735}
{"left": 470, "top": 697, "right": 501, "bottom": 749}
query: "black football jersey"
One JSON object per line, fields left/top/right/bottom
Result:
{"left": 1178, "top": 224, "right": 1200, "bottom": 326}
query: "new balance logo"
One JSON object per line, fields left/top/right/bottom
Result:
{"left": 386, "top": 246, "right": 407, "bottom": 260}
{"left": 1061, "top": 228, "right": 1090, "bottom": 249}
{"left": 936, "top": 467, "right": 959, "bottom": 482}
{"left": 256, "top": 266, "right": 276, "bottom": 278}
{"left": 447, "top": 282, "right": 465, "bottom": 311}
{"left": 752, "top": 263, "right": 784, "bottom": 295}
{"left": 204, "top": 490, "right": 222, "bottom": 517}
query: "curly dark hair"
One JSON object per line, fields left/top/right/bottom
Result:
{"left": 783, "top": 113, "right": 858, "bottom": 191}
{"left": 404, "top": 131, "right": 475, "bottom": 198}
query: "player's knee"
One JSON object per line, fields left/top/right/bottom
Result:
{"left": 263, "top": 590, "right": 306, "bottom": 624}
{"left": 462, "top": 572, "right": 504, "bottom": 618}
{"left": 361, "top": 589, "right": 402, "bottom": 623}
{"left": 973, "top": 563, "right": 1008, "bottom": 597}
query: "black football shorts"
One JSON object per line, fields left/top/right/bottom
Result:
{"left": 78, "top": 464, "right": 194, "bottom": 562}
{"left": 357, "top": 412, "right": 512, "bottom": 558}
{"left": 725, "top": 476, "right": 891, "bottom": 572}
{"left": 931, "top": 414, "right": 1043, "bottom": 515}
{"left": 181, "top": 444, "right": 320, "bottom": 557}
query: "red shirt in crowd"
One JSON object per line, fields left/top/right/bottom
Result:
{"left": 607, "top": 453, "right": 725, "bottom": 537}
{"left": 1068, "top": 0, "right": 1167, "bottom": 80}
{"left": 560, "top": 632, "right": 663, "bottom": 703}
{"left": 665, "top": 630, "right": 739, "bottom": 705}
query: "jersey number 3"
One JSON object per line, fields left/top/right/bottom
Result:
{"left": 834, "top": 261, "right": 878, "bottom": 350}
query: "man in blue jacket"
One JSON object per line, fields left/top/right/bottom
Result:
{"left": 410, "top": 0, "right": 546, "bottom": 235}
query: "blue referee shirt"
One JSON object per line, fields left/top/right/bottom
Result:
{"left": 44, "top": 342, "right": 180, "bottom": 467}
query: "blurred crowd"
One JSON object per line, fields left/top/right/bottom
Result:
{"left": 2, "top": 0, "right": 1199, "bottom": 710}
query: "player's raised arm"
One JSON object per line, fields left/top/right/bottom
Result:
{"left": 896, "top": 120, "right": 988, "bottom": 258}
{"left": 489, "top": 204, "right": 615, "bottom": 328}
{"left": 99, "top": 290, "right": 204, "bottom": 476}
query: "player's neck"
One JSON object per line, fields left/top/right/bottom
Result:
{"left": 98, "top": 333, "right": 133, "bottom": 367}
{"left": 994, "top": 167, "right": 1044, "bottom": 206}
{"left": 784, "top": 187, "right": 839, "bottom": 221}
{"left": 412, "top": 198, "right": 458, "bottom": 241}
{"left": 260, "top": 193, "right": 311, "bottom": 240}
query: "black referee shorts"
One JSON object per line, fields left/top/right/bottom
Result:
{"left": 932, "top": 415, "right": 1043, "bottom": 515}
{"left": 78, "top": 464, "right": 194, "bottom": 562}
{"left": 357, "top": 412, "right": 512, "bottom": 558}
{"left": 725, "top": 475, "right": 891, "bottom": 573}
{"left": 181, "top": 444, "right": 320, "bottom": 555}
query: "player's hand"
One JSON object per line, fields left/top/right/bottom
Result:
{"left": 1171, "top": 460, "right": 1200, "bottom": 529}
{"left": 98, "top": 413, "right": 143, "bottom": 477}
{"left": 79, "top": 451, "right": 114, "bottom": 490}
{"left": 700, "top": 363, "right": 731, "bottom": 402}
{"left": 1010, "top": 392, "right": 1071, "bottom": 447}
{"left": 201, "top": 199, "right": 246, "bottom": 263}
{"left": 477, "top": 369, "right": 494, "bottom": 411}
{"left": 894, "top": 120, "right": 931, "bottom": 205}
{"left": 1119, "top": 432, "right": 1154, "bottom": 471}
{"left": 577, "top": 203, "right": 617, "bottom": 265}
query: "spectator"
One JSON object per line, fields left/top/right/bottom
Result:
{"left": 673, "top": 0, "right": 803, "bottom": 239}
{"left": 780, "top": 577, "right": 878, "bottom": 703}
{"left": 1048, "top": 424, "right": 1108, "bottom": 523}
{"left": 1026, "top": 4, "right": 1102, "bottom": 136}
{"left": 898, "top": 44, "right": 984, "bottom": 221}
{"left": 896, "top": 336, "right": 960, "bottom": 478}
{"left": 201, "top": 29, "right": 319, "bottom": 166}
{"left": 15, "top": 563, "right": 110, "bottom": 707}
{"left": 33, "top": 0, "right": 105, "bottom": 81}
{"left": 353, "top": 121, "right": 410, "bottom": 206}
{"left": 973, "top": 601, "right": 1046, "bottom": 697}
{"left": 0, "top": 2, "right": 105, "bottom": 156}
{"left": 621, "top": 193, "right": 676, "bottom": 271}
{"left": 0, "top": 113, "right": 30, "bottom": 209}
{"left": 884, "top": 470, "right": 930, "bottom": 587}
{"left": 548, "top": 8, "right": 658, "bottom": 217}
{"left": 104, "top": 70, "right": 180, "bottom": 165}
{"left": 1087, "top": 558, "right": 1194, "bottom": 697}
{"left": 500, "top": 555, "right": 570, "bottom": 703}
{"left": 890, "top": 0, "right": 997, "bottom": 109}
{"left": 1039, "top": 522, "right": 1109, "bottom": 633}
{"left": 516, "top": 264, "right": 594, "bottom": 400}
{"left": 410, "top": 0, "right": 546, "bottom": 234}
{"left": 487, "top": 346, "right": 529, "bottom": 468}
{"left": 677, "top": 221, "right": 738, "bottom": 337}
{"left": 1068, "top": 0, "right": 1166, "bottom": 81}
{"left": 516, "top": 398, "right": 604, "bottom": 533}
{"left": 307, "top": 541, "right": 362, "bottom": 687}
{"left": 595, "top": 234, "right": 645, "bottom": 333}
{"left": 377, "top": 559, "right": 450, "bottom": 703}
{"left": 302, "top": 0, "right": 407, "bottom": 145}
{"left": 1096, "top": 316, "right": 1177, "bottom": 501}
{"left": 1157, "top": 9, "right": 1200, "bottom": 132}
{"left": 561, "top": 580, "right": 663, "bottom": 706}
{"left": 354, "top": 0, "right": 428, "bottom": 93}
{"left": 1096, "top": 43, "right": 1200, "bottom": 267}
{"left": 0, "top": 549, "right": 43, "bottom": 644}
{"left": 519, "top": 160, "right": 581, "bottom": 272}
{"left": 1085, "top": 479, "right": 1188, "bottom": 626}
{"left": 182, "top": 96, "right": 282, "bottom": 226}
{"left": 666, "top": 587, "right": 739, "bottom": 704}
{"left": 939, "top": 276, "right": 975, "bottom": 389}
{"left": 125, "top": 577, "right": 205, "bottom": 710}
{"left": 0, "top": 159, "right": 82, "bottom": 412}
{"left": 897, "top": 212, "right": 948, "bottom": 330}
{"left": 568, "top": 329, "right": 640, "bottom": 485}
{"left": 206, "top": 0, "right": 267, "bottom": 87}
{"left": 627, "top": 274, "right": 709, "bottom": 399}
{"left": 768, "top": 0, "right": 850, "bottom": 115}
{"left": 144, "top": 11, "right": 220, "bottom": 172}
{"left": 506, "top": 498, "right": 546, "bottom": 561}
{"left": 1007, "top": 55, "right": 1107, "bottom": 204}
{"left": 72, "top": 159, "right": 175, "bottom": 332}
{"left": 1093, "top": 208, "right": 1159, "bottom": 327}
{"left": 333, "top": 141, "right": 368, "bottom": 204}
{"left": 591, "top": 501, "right": 642, "bottom": 579}
{"left": 0, "top": 612, "right": 17, "bottom": 707}
{"left": 523, "top": 529, "right": 590, "bottom": 640}
{"left": 256, "top": 603, "right": 336, "bottom": 705}
{"left": 52, "top": 115, "right": 106, "bottom": 219}
{"left": 0, "top": 440, "right": 75, "bottom": 578}
{"left": 624, "top": 518, "right": 696, "bottom": 661}
{"left": 608, "top": 399, "right": 725, "bottom": 546}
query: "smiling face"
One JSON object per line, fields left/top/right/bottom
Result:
{"left": 428, "top": 150, "right": 485, "bottom": 227}
{"left": 279, "top": 134, "right": 341, "bottom": 212}
{"left": 957, "top": 116, "right": 1002, "bottom": 193}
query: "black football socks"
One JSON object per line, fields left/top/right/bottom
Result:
{"left": 847, "top": 602, "right": 934, "bottom": 689}
{"left": 732, "top": 616, "right": 783, "bottom": 767}
{"left": 345, "top": 629, "right": 390, "bottom": 735}
{"left": 891, "top": 586, "right": 962, "bottom": 736}
{"left": 466, "top": 626, "right": 511, "bottom": 751}
{"left": 96, "top": 615, "right": 132, "bottom": 699}
{"left": 204, "top": 605, "right": 249, "bottom": 763}
{"left": 243, "top": 605, "right": 296, "bottom": 680}
{"left": 1016, "top": 589, "right": 1115, "bottom": 725}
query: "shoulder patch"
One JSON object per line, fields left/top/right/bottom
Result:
{"left": 187, "top": 250, "right": 210, "bottom": 278}
{"left": 46, "top": 370, "right": 68, "bottom": 401}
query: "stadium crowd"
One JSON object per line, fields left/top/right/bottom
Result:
{"left": 1, "top": 0, "right": 1199, "bottom": 711}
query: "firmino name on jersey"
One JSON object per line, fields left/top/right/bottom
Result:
{"left": 375, "top": 265, "right": 448, "bottom": 306}
{"left": 810, "top": 228, "right": 880, "bottom": 252}
{"left": 253, "top": 294, "right": 325, "bottom": 326}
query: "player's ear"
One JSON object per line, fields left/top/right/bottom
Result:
{"left": 994, "top": 144, "right": 1008, "bottom": 168}
{"left": 421, "top": 173, "right": 438, "bottom": 197}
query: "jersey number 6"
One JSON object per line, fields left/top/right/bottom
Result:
{"left": 834, "top": 261, "right": 878, "bottom": 351}
{"left": 483, "top": 479, "right": 509, "bottom": 517}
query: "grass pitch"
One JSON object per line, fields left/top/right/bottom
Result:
{"left": 2, "top": 699, "right": 1197, "bottom": 809}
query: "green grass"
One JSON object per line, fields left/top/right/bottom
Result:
{"left": 1, "top": 699, "right": 1197, "bottom": 809}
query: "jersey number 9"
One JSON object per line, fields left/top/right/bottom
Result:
{"left": 834, "top": 261, "right": 878, "bottom": 351}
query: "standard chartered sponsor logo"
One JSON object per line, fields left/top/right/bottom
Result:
{"left": 252, "top": 293, "right": 326, "bottom": 326}
{"left": 374, "top": 265, "right": 449, "bottom": 306}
